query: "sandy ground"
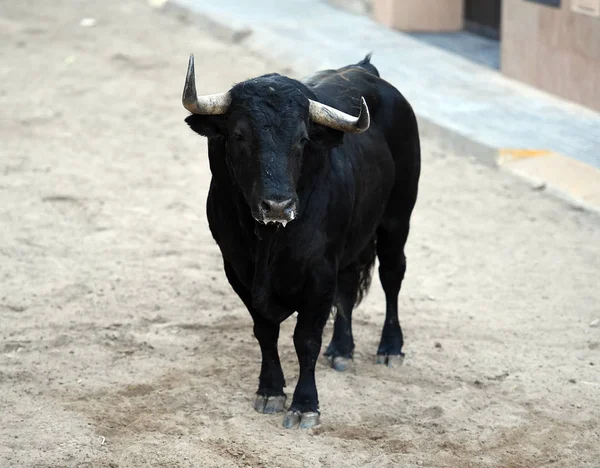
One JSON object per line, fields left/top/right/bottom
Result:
{"left": 1, "top": 1, "right": 599, "bottom": 467}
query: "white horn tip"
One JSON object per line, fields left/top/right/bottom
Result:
{"left": 356, "top": 96, "right": 370, "bottom": 133}
{"left": 182, "top": 53, "right": 198, "bottom": 113}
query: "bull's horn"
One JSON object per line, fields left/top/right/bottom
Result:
{"left": 308, "top": 97, "right": 370, "bottom": 133}
{"left": 182, "top": 54, "right": 231, "bottom": 115}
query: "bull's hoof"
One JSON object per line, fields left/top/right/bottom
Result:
{"left": 324, "top": 342, "right": 353, "bottom": 372}
{"left": 253, "top": 394, "right": 287, "bottom": 414}
{"left": 330, "top": 355, "right": 352, "bottom": 372}
{"left": 282, "top": 410, "right": 320, "bottom": 429}
{"left": 376, "top": 353, "right": 404, "bottom": 367}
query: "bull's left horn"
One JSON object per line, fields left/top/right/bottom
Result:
{"left": 308, "top": 97, "right": 370, "bottom": 133}
{"left": 182, "top": 53, "right": 231, "bottom": 115}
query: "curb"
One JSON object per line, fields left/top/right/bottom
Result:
{"left": 419, "top": 118, "right": 600, "bottom": 215}
{"left": 160, "top": 0, "right": 600, "bottom": 216}
{"left": 498, "top": 150, "right": 600, "bottom": 215}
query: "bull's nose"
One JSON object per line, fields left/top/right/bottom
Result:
{"left": 261, "top": 198, "right": 296, "bottom": 220}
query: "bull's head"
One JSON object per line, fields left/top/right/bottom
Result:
{"left": 182, "top": 54, "right": 370, "bottom": 227}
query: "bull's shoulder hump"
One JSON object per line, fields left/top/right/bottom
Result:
{"left": 300, "top": 69, "right": 338, "bottom": 87}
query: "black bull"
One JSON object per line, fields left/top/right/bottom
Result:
{"left": 183, "top": 54, "right": 421, "bottom": 429}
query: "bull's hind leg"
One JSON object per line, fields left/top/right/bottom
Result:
{"left": 223, "top": 261, "right": 287, "bottom": 414}
{"left": 324, "top": 268, "right": 360, "bottom": 372}
{"left": 375, "top": 223, "right": 410, "bottom": 366}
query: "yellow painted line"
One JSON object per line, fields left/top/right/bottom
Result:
{"left": 498, "top": 149, "right": 553, "bottom": 160}
{"left": 498, "top": 150, "right": 600, "bottom": 212}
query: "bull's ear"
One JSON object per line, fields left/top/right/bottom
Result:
{"left": 308, "top": 124, "right": 344, "bottom": 149}
{"left": 185, "top": 114, "right": 226, "bottom": 139}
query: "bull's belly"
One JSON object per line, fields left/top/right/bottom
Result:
{"left": 339, "top": 222, "right": 381, "bottom": 271}
{"left": 338, "top": 193, "right": 390, "bottom": 269}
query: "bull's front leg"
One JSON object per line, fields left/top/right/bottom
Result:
{"left": 283, "top": 266, "right": 336, "bottom": 429}
{"left": 251, "top": 314, "right": 287, "bottom": 413}
{"left": 224, "top": 261, "right": 287, "bottom": 414}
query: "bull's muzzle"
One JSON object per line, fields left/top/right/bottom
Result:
{"left": 257, "top": 197, "right": 297, "bottom": 227}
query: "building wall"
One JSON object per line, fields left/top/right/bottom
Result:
{"left": 501, "top": 0, "right": 600, "bottom": 111}
{"left": 326, "top": 0, "right": 464, "bottom": 31}
{"left": 372, "top": 0, "right": 464, "bottom": 31}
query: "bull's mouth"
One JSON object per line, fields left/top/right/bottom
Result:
{"left": 256, "top": 211, "right": 296, "bottom": 228}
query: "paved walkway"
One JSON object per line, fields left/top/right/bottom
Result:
{"left": 407, "top": 31, "right": 501, "bottom": 70}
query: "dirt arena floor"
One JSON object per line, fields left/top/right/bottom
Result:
{"left": 1, "top": 1, "right": 599, "bottom": 467}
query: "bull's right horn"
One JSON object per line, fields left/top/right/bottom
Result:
{"left": 308, "top": 96, "right": 370, "bottom": 133}
{"left": 182, "top": 54, "right": 231, "bottom": 115}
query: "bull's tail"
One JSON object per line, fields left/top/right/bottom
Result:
{"left": 356, "top": 53, "right": 380, "bottom": 77}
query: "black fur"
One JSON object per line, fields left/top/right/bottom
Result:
{"left": 185, "top": 55, "right": 421, "bottom": 421}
